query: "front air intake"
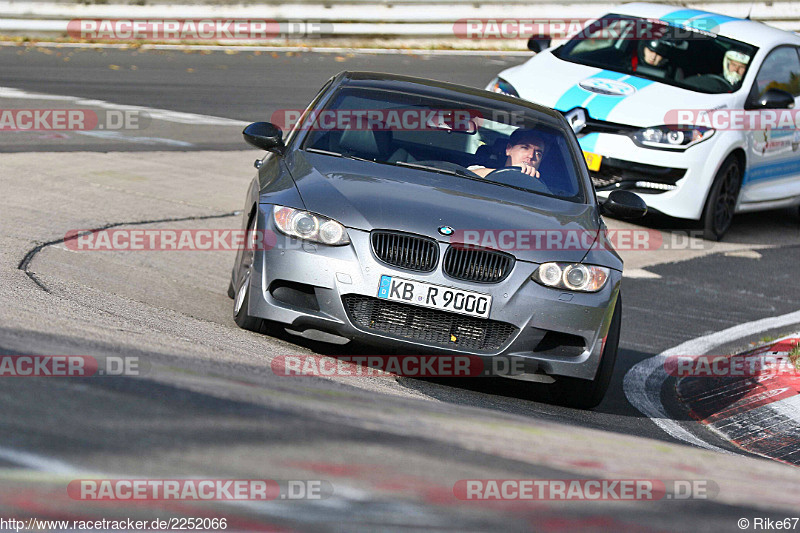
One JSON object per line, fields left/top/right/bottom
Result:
{"left": 371, "top": 231, "right": 439, "bottom": 272}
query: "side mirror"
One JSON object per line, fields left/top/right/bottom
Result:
{"left": 600, "top": 190, "right": 648, "bottom": 219}
{"left": 527, "top": 38, "right": 551, "bottom": 53}
{"left": 752, "top": 88, "right": 795, "bottom": 110}
{"left": 243, "top": 122, "right": 285, "bottom": 154}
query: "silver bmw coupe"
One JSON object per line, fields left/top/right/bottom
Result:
{"left": 229, "top": 71, "right": 646, "bottom": 409}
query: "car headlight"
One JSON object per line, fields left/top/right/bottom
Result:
{"left": 532, "top": 262, "right": 610, "bottom": 292}
{"left": 631, "top": 125, "right": 714, "bottom": 151}
{"left": 272, "top": 206, "right": 350, "bottom": 246}
{"left": 487, "top": 77, "right": 519, "bottom": 97}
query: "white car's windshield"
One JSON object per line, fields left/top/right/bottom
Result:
{"left": 553, "top": 14, "right": 759, "bottom": 94}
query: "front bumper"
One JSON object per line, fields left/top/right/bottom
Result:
{"left": 578, "top": 130, "right": 732, "bottom": 220}
{"left": 246, "top": 205, "right": 621, "bottom": 381}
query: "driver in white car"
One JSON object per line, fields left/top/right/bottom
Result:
{"left": 723, "top": 50, "right": 750, "bottom": 85}
{"left": 469, "top": 129, "right": 546, "bottom": 178}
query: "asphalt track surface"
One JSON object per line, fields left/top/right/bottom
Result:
{"left": 1, "top": 45, "right": 800, "bottom": 531}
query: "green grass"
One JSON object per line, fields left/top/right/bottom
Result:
{"left": 790, "top": 342, "right": 800, "bottom": 370}
{"left": 757, "top": 332, "right": 794, "bottom": 345}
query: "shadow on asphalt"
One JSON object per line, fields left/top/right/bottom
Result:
{"left": 609, "top": 205, "right": 800, "bottom": 246}
{"left": 259, "top": 318, "right": 661, "bottom": 419}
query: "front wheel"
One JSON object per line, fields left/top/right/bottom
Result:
{"left": 701, "top": 155, "right": 742, "bottom": 241}
{"left": 548, "top": 294, "right": 622, "bottom": 410}
{"left": 232, "top": 215, "right": 264, "bottom": 332}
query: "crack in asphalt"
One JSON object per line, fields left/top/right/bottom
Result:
{"left": 17, "top": 211, "right": 242, "bottom": 293}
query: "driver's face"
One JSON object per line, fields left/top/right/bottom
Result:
{"left": 643, "top": 46, "right": 664, "bottom": 66}
{"left": 506, "top": 141, "right": 545, "bottom": 168}
{"left": 727, "top": 58, "right": 747, "bottom": 77}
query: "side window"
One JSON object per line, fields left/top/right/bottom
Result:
{"left": 753, "top": 46, "right": 800, "bottom": 98}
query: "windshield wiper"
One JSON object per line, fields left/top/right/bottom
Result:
{"left": 391, "top": 160, "right": 475, "bottom": 179}
{"left": 306, "top": 148, "right": 479, "bottom": 180}
{"left": 304, "top": 147, "right": 374, "bottom": 162}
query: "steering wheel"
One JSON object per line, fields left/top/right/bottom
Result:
{"left": 703, "top": 74, "right": 735, "bottom": 91}
{"left": 487, "top": 165, "right": 525, "bottom": 175}
{"left": 484, "top": 166, "right": 551, "bottom": 194}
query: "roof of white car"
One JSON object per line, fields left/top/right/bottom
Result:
{"left": 614, "top": 3, "right": 800, "bottom": 48}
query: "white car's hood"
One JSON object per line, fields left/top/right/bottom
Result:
{"left": 499, "top": 51, "right": 737, "bottom": 127}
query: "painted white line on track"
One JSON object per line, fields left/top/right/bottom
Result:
{"left": 0, "top": 85, "right": 247, "bottom": 126}
{"left": 622, "top": 268, "right": 661, "bottom": 279}
{"left": 0, "top": 40, "right": 534, "bottom": 56}
{"left": 723, "top": 250, "right": 762, "bottom": 259}
{"left": 0, "top": 445, "right": 81, "bottom": 474}
{"left": 0, "top": 441, "right": 375, "bottom": 515}
{"left": 624, "top": 309, "right": 800, "bottom": 451}
{"left": 74, "top": 130, "right": 195, "bottom": 146}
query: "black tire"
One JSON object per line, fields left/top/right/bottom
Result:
{"left": 233, "top": 271, "right": 264, "bottom": 332}
{"left": 548, "top": 294, "right": 622, "bottom": 410}
{"left": 232, "top": 214, "right": 264, "bottom": 332}
{"left": 227, "top": 279, "right": 236, "bottom": 299}
{"left": 701, "top": 155, "right": 742, "bottom": 241}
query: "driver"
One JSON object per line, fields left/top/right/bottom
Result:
{"left": 634, "top": 38, "right": 687, "bottom": 79}
{"left": 469, "top": 129, "right": 545, "bottom": 178}
{"left": 723, "top": 50, "right": 750, "bottom": 85}
{"left": 639, "top": 40, "right": 667, "bottom": 68}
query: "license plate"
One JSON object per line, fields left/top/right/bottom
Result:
{"left": 583, "top": 151, "right": 602, "bottom": 172}
{"left": 377, "top": 275, "right": 491, "bottom": 319}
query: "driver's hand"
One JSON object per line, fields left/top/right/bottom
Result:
{"left": 519, "top": 162, "right": 541, "bottom": 178}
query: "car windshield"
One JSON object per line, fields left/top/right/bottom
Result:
{"left": 300, "top": 86, "right": 586, "bottom": 202}
{"left": 552, "top": 14, "right": 759, "bottom": 94}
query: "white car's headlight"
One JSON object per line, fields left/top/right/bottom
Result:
{"left": 487, "top": 77, "right": 519, "bottom": 97}
{"left": 272, "top": 206, "right": 350, "bottom": 246}
{"left": 532, "top": 262, "right": 610, "bottom": 292}
{"left": 631, "top": 125, "right": 714, "bottom": 151}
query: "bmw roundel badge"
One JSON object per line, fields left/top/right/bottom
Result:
{"left": 438, "top": 226, "right": 454, "bottom": 236}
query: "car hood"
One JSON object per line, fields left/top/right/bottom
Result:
{"left": 498, "top": 51, "right": 738, "bottom": 127}
{"left": 289, "top": 151, "right": 600, "bottom": 264}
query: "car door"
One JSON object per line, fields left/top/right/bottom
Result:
{"left": 741, "top": 45, "right": 800, "bottom": 204}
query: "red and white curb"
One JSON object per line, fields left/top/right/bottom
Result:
{"left": 677, "top": 336, "right": 800, "bottom": 465}
{"left": 624, "top": 309, "right": 800, "bottom": 454}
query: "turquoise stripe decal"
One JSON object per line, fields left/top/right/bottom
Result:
{"left": 578, "top": 133, "right": 599, "bottom": 152}
{"left": 555, "top": 71, "right": 654, "bottom": 121}
{"left": 685, "top": 14, "right": 739, "bottom": 31}
{"left": 743, "top": 158, "right": 800, "bottom": 185}
{"left": 661, "top": 8, "right": 740, "bottom": 31}
{"left": 661, "top": 9, "right": 713, "bottom": 24}
{"left": 584, "top": 76, "right": 654, "bottom": 120}
{"left": 553, "top": 70, "right": 626, "bottom": 114}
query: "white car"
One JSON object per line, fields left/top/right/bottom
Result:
{"left": 487, "top": 3, "right": 800, "bottom": 239}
